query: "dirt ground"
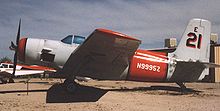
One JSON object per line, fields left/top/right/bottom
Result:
{"left": 0, "top": 78, "right": 220, "bottom": 111}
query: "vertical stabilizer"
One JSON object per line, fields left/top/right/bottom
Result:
{"left": 173, "top": 19, "right": 211, "bottom": 62}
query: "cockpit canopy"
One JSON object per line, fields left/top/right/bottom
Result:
{"left": 61, "top": 35, "right": 85, "bottom": 45}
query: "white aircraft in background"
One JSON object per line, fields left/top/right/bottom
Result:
{"left": 9, "top": 18, "right": 220, "bottom": 92}
{"left": 0, "top": 62, "right": 55, "bottom": 84}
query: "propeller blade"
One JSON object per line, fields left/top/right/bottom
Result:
{"left": 16, "top": 19, "right": 21, "bottom": 45}
{"left": 12, "top": 51, "right": 17, "bottom": 76}
{"left": 9, "top": 41, "right": 17, "bottom": 50}
{"left": 12, "top": 19, "right": 21, "bottom": 77}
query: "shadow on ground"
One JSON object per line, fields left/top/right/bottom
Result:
{"left": 108, "top": 85, "right": 202, "bottom": 96}
{"left": 46, "top": 83, "right": 107, "bottom": 103}
{"left": 0, "top": 89, "right": 47, "bottom": 94}
{"left": 46, "top": 83, "right": 202, "bottom": 103}
{"left": 0, "top": 83, "right": 202, "bottom": 103}
{"left": 110, "top": 85, "right": 201, "bottom": 93}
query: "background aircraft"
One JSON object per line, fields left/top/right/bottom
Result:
{"left": 9, "top": 18, "right": 218, "bottom": 92}
{"left": 0, "top": 62, "right": 55, "bottom": 84}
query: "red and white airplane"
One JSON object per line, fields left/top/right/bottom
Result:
{"left": 9, "top": 18, "right": 218, "bottom": 92}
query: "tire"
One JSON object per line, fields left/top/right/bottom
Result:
{"left": 9, "top": 78, "right": 15, "bottom": 83}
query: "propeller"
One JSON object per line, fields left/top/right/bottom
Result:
{"left": 9, "top": 19, "right": 21, "bottom": 81}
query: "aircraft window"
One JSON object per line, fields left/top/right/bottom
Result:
{"left": 9, "top": 65, "right": 14, "bottom": 68}
{"left": 61, "top": 35, "right": 73, "bottom": 44}
{"left": 2, "top": 64, "right": 8, "bottom": 68}
{"left": 73, "top": 35, "right": 85, "bottom": 44}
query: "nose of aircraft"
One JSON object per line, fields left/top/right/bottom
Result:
{"left": 18, "top": 38, "right": 27, "bottom": 62}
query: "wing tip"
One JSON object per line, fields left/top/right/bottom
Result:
{"left": 96, "top": 28, "right": 141, "bottom": 42}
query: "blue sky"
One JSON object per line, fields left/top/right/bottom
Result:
{"left": 0, "top": 0, "right": 220, "bottom": 59}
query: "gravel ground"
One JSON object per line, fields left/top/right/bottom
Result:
{"left": 0, "top": 78, "right": 220, "bottom": 111}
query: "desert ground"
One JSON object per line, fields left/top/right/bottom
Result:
{"left": 0, "top": 78, "right": 220, "bottom": 111}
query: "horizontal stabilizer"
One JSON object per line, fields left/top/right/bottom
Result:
{"left": 202, "top": 62, "right": 220, "bottom": 68}
{"left": 169, "top": 61, "right": 206, "bottom": 82}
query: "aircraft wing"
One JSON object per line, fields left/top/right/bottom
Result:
{"left": 12, "top": 70, "right": 45, "bottom": 76}
{"left": 0, "top": 70, "right": 44, "bottom": 77}
{"left": 60, "top": 29, "right": 141, "bottom": 80}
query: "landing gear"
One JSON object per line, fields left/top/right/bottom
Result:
{"left": 176, "top": 82, "right": 187, "bottom": 91}
{"left": 9, "top": 78, "right": 15, "bottom": 83}
{"left": 64, "top": 78, "right": 78, "bottom": 93}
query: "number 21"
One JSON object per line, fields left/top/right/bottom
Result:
{"left": 186, "top": 27, "right": 202, "bottom": 49}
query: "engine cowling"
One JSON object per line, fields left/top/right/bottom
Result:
{"left": 17, "top": 38, "right": 78, "bottom": 67}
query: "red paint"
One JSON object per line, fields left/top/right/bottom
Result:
{"left": 96, "top": 28, "right": 141, "bottom": 42}
{"left": 18, "top": 38, "right": 27, "bottom": 62}
{"left": 128, "top": 49, "right": 168, "bottom": 82}
{"left": 18, "top": 64, "right": 55, "bottom": 71}
{"left": 1, "top": 62, "right": 55, "bottom": 71}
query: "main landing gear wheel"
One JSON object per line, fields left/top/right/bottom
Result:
{"left": 9, "top": 78, "right": 15, "bottom": 83}
{"left": 64, "top": 79, "right": 78, "bottom": 93}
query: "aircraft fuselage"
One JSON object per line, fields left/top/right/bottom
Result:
{"left": 18, "top": 37, "right": 174, "bottom": 82}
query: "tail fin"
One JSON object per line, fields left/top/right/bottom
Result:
{"left": 173, "top": 18, "right": 211, "bottom": 62}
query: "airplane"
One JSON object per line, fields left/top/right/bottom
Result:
{"left": 9, "top": 18, "right": 219, "bottom": 92}
{"left": 0, "top": 62, "right": 55, "bottom": 84}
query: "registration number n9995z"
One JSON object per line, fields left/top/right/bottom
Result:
{"left": 136, "top": 63, "right": 160, "bottom": 72}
